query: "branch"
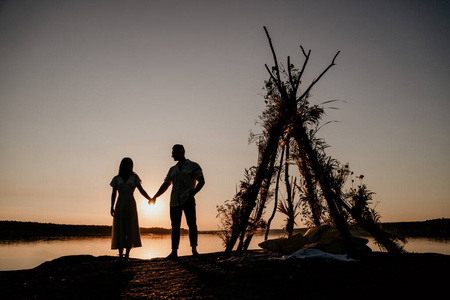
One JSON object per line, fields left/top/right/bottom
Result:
{"left": 297, "top": 51, "right": 340, "bottom": 103}
{"left": 263, "top": 26, "right": 283, "bottom": 89}
{"left": 287, "top": 56, "right": 295, "bottom": 89}
{"left": 264, "top": 64, "right": 277, "bottom": 83}
{"left": 295, "top": 46, "right": 311, "bottom": 92}
{"left": 300, "top": 45, "right": 308, "bottom": 57}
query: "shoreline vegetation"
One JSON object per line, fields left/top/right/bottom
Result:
{"left": 1, "top": 218, "right": 449, "bottom": 241}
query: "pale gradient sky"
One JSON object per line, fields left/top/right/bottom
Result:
{"left": 1, "top": 0, "right": 449, "bottom": 230}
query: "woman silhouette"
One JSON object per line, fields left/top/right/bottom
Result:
{"left": 110, "top": 157, "right": 152, "bottom": 262}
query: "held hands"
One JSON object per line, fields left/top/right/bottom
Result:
{"left": 148, "top": 197, "right": 156, "bottom": 205}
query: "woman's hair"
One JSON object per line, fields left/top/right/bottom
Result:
{"left": 118, "top": 157, "right": 135, "bottom": 176}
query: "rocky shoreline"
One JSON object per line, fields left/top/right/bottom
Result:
{"left": 1, "top": 251, "right": 449, "bottom": 299}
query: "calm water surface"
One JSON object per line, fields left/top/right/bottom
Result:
{"left": 1, "top": 234, "right": 449, "bottom": 271}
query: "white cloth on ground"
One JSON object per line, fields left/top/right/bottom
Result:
{"left": 276, "top": 248, "right": 357, "bottom": 262}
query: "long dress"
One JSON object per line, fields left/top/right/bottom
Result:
{"left": 110, "top": 174, "right": 142, "bottom": 249}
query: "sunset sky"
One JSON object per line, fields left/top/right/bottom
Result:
{"left": 1, "top": 0, "right": 449, "bottom": 230}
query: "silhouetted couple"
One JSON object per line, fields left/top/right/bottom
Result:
{"left": 110, "top": 144, "right": 205, "bottom": 262}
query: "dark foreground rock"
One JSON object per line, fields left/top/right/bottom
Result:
{"left": 1, "top": 251, "right": 449, "bottom": 299}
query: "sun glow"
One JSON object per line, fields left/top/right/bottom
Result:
{"left": 138, "top": 197, "right": 167, "bottom": 218}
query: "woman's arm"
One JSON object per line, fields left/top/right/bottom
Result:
{"left": 110, "top": 188, "right": 117, "bottom": 217}
{"left": 137, "top": 183, "right": 152, "bottom": 201}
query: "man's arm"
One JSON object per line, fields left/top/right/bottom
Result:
{"left": 189, "top": 176, "right": 205, "bottom": 199}
{"left": 152, "top": 181, "right": 171, "bottom": 199}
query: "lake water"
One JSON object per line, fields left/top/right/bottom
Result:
{"left": 1, "top": 234, "right": 449, "bottom": 271}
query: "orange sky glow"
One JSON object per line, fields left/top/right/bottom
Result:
{"left": 1, "top": 0, "right": 449, "bottom": 230}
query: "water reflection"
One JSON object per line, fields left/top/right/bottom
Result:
{"left": 0, "top": 234, "right": 449, "bottom": 271}
{"left": 0, "top": 234, "right": 226, "bottom": 271}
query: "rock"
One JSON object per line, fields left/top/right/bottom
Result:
{"left": 258, "top": 233, "right": 309, "bottom": 253}
{"left": 280, "top": 233, "right": 309, "bottom": 252}
{"left": 304, "top": 225, "right": 331, "bottom": 243}
{"left": 258, "top": 237, "right": 287, "bottom": 252}
{"left": 260, "top": 226, "right": 372, "bottom": 255}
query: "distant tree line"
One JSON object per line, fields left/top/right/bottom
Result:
{"left": 381, "top": 219, "right": 450, "bottom": 238}
{"left": 1, "top": 219, "right": 448, "bottom": 241}
{"left": 0, "top": 221, "right": 188, "bottom": 240}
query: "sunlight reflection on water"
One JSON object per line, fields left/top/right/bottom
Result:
{"left": 0, "top": 234, "right": 449, "bottom": 271}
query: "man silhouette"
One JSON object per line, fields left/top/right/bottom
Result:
{"left": 151, "top": 144, "right": 205, "bottom": 259}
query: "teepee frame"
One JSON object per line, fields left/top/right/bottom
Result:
{"left": 223, "top": 27, "right": 404, "bottom": 255}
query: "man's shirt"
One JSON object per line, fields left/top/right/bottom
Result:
{"left": 164, "top": 159, "right": 203, "bottom": 207}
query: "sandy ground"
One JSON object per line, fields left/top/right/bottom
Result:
{"left": 1, "top": 251, "right": 449, "bottom": 299}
